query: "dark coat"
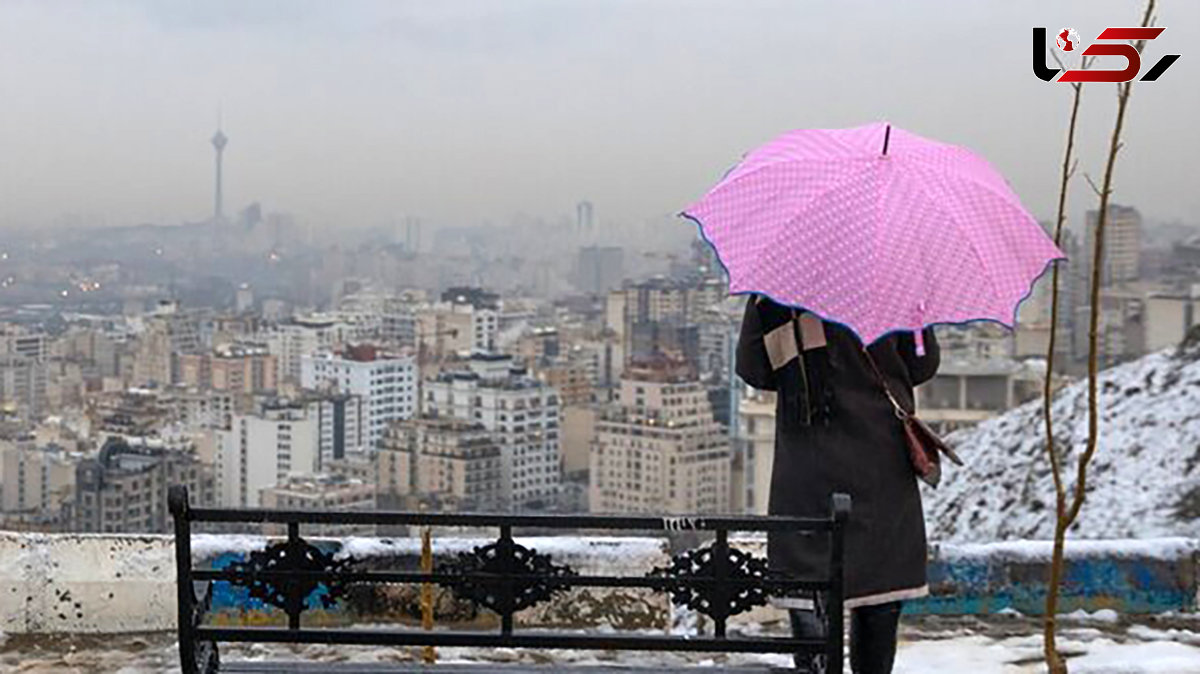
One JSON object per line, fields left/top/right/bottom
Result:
{"left": 735, "top": 296, "right": 940, "bottom": 608}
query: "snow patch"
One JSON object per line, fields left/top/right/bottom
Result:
{"left": 334, "top": 535, "right": 665, "bottom": 563}
{"left": 1063, "top": 609, "right": 1121, "bottom": 624}
{"left": 926, "top": 346, "right": 1200, "bottom": 542}
{"left": 934, "top": 538, "right": 1198, "bottom": 563}
{"left": 190, "top": 534, "right": 268, "bottom": 562}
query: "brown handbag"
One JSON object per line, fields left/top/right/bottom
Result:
{"left": 861, "top": 347, "right": 963, "bottom": 488}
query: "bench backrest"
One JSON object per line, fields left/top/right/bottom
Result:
{"left": 169, "top": 485, "right": 850, "bottom": 674}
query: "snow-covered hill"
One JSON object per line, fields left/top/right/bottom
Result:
{"left": 925, "top": 327, "right": 1200, "bottom": 543}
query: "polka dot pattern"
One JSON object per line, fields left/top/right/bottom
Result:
{"left": 683, "top": 122, "right": 1065, "bottom": 345}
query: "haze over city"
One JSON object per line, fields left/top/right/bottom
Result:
{"left": 1, "top": 0, "right": 1197, "bottom": 232}
{"left": 3, "top": 2, "right": 1200, "bottom": 671}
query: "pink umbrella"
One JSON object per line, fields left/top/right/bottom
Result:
{"left": 682, "top": 122, "right": 1065, "bottom": 348}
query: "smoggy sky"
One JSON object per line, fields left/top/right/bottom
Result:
{"left": 0, "top": 0, "right": 1195, "bottom": 233}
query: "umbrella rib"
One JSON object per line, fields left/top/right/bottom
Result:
{"left": 902, "top": 154, "right": 1030, "bottom": 217}
{"left": 740, "top": 159, "right": 881, "bottom": 295}
{"left": 907, "top": 163, "right": 1005, "bottom": 321}
{"left": 867, "top": 159, "right": 892, "bottom": 339}
{"left": 700, "top": 156, "right": 873, "bottom": 206}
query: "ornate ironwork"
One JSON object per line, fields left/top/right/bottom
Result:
{"left": 190, "top": 582, "right": 219, "bottom": 674}
{"left": 650, "top": 543, "right": 800, "bottom": 620}
{"left": 169, "top": 483, "right": 851, "bottom": 674}
{"left": 436, "top": 539, "right": 577, "bottom": 614}
{"left": 223, "top": 535, "right": 355, "bottom": 614}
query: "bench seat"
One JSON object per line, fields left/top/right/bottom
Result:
{"left": 222, "top": 664, "right": 790, "bottom": 673}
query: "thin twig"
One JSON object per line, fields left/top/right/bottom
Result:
{"left": 1049, "top": 48, "right": 1085, "bottom": 95}
{"left": 1049, "top": 47, "right": 1068, "bottom": 73}
{"left": 1083, "top": 173, "right": 1104, "bottom": 197}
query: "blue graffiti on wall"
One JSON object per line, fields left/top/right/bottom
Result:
{"left": 907, "top": 554, "right": 1196, "bottom": 615}
{"left": 208, "top": 545, "right": 342, "bottom": 614}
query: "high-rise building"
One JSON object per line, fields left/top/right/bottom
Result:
{"left": 589, "top": 360, "right": 730, "bottom": 514}
{"left": 737, "top": 391, "right": 776, "bottom": 515}
{"left": 559, "top": 405, "right": 596, "bottom": 511}
{"left": 74, "top": 437, "right": 215, "bottom": 533}
{"left": 0, "top": 326, "right": 50, "bottom": 361}
{"left": 301, "top": 344, "right": 417, "bottom": 449}
{"left": 265, "top": 315, "right": 355, "bottom": 384}
{"left": 691, "top": 238, "right": 722, "bottom": 277}
{"left": 178, "top": 343, "right": 277, "bottom": 394}
{"left": 571, "top": 334, "right": 623, "bottom": 393}
{"left": 301, "top": 391, "right": 368, "bottom": 468}
{"left": 608, "top": 278, "right": 726, "bottom": 370}
{"left": 259, "top": 474, "right": 376, "bottom": 534}
{"left": 416, "top": 299, "right": 498, "bottom": 358}
{"left": 376, "top": 416, "right": 504, "bottom": 512}
{"left": 574, "top": 246, "right": 625, "bottom": 296}
{"left": 88, "top": 388, "right": 175, "bottom": 439}
{"left": 516, "top": 327, "right": 561, "bottom": 364}
{"left": 217, "top": 401, "right": 319, "bottom": 508}
{"left": 1072, "top": 288, "right": 1147, "bottom": 367}
{"left": 439, "top": 287, "right": 500, "bottom": 353}
{"left": 533, "top": 357, "right": 593, "bottom": 407}
{"left": 630, "top": 320, "right": 700, "bottom": 370}
{"left": 1, "top": 441, "right": 77, "bottom": 522}
{"left": 424, "top": 354, "right": 561, "bottom": 510}
{"left": 379, "top": 296, "right": 418, "bottom": 348}
{"left": 697, "top": 310, "right": 738, "bottom": 382}
{"left": 167, "top": 388, "right": 238, "bottom": 433}
{"left": 133, "top": 301, "right": 203, "bottom": 386}
{"left": 577, "top": 201, "right": 595, "bottom": 236}
{"left": 212, "top": 123, "right": 228, "bottom": 222}
{"left": 1085, "top": 204, "right": 1142, "bottom": 286}
{"left": 0, "top": 355, "right": 50, "bottom": 419}
{"left": 1145, "top": 287, "right": 1200, "bottom": 352}
{"left": 235, "top": 284, "right": 254, "bottom": 313}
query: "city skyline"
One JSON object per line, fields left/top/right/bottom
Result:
{"left": 0, "top": 0, "right": 1197, "bottom": 233}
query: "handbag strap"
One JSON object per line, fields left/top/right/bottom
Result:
{"left": 861, "top": 346, "right": 910, "bottom": 420}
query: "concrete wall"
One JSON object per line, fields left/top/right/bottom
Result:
{"left": 916, "top": 539, "right": 1200, "bottom": 616}
{"left": 0, "top": 532, "right": 177, "bottom": 634}
{"left": 1, "top": 532, "right": 1196, "bottom": 635}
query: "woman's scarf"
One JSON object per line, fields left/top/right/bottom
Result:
{"left": 757, "top": 297, "right": 836, "bottom": 426}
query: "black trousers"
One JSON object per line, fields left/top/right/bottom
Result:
{"left": 789, "top": 601, "right": 902, "bottom": 674}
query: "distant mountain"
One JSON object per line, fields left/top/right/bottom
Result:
{"left": 925, "top": 326, "right": 1200, "bottom": 542}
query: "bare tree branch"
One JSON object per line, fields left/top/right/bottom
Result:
{"left": 1068, "top": 0, "right": 1153, "bottom": 530}
{"left": 1044, "top": 5, "right": 1154, "bottom": 672}
{"left": 1049, "top": 47, "right": 1068, "bottom": 72}
{"left": 1050, "top": 42, "right": 1091, "bottom": 93}
{"left": 1040, "top": 40, "right": 1089, "bottom": 674}
{"left": 1043, "top": 6, "right": 1154, "bottom": 673}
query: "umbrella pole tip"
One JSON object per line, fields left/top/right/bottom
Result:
{"left": 883, "top": 124, "right": 891, "bottom": 156}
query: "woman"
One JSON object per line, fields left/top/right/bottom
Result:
{"left": 736, "top": 295, "right": 939, "bottom": 674}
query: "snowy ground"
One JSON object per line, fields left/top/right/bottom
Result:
{"left": 926, "top": 340, "right": 1200, "bottom": 543}
{"left": 4, "top": 614, "right": 1199, "bottom": 673}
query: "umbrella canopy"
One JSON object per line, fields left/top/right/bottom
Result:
{"left": 682, "top": 122, "right": 1065, "bottom": 346}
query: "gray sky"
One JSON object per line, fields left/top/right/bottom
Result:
{"left": 0, "top": 0, "right": 1195, "bottom": 233}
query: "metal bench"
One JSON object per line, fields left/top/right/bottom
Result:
{"left": 169, "top": 486, "right": 851, "bottom": 673}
